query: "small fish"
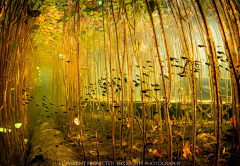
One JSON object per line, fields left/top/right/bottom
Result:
{"left": 225, "top": 68, "right": 230, "bottom": 71}
{"left": 81, "top": 67, "right": 89, "bottom": 70}
{"left": 134, "top": 65, "right": 139, "bottom": 68}
{"left": 143, "top": 73, "right": 149, "bottom": 77}
{"left": 135, "top": 83, "right": 140, "bottom": 87}
{"left": 198, "top": 44, "right": 206, "bottom": 48}
{"left": 205, "top": 62, "right": 210, "bottom": 66}
{"left": 194, "top": 69, "right": 200, "bottom": 72}
{"left": 195, "top": 60, "right": 202, "bottom": 64}
{"left": 181, "top": 57, "right": 188, "bottom": 60}
{"left": 46, "top": 116, "right": 51, "bottom": 118}
{"left": 164, "top": 75, "right": 169, "bottom": 79}
{"left": 141, "top": 90, "right": 147, "bottom": 93}
{"left": 170, "top": 57, "right": 175, "bottom": 61}
{"left": 66, "top": 61, "right": 70, "bottom": 63}
{"left": 178, "top": 73, "right": 186, "bottom": 77}
{"left": 145, "top": 94, "right": 151, "bottom": 98}
{"left": 147, "top": 61, "right": 152, "bottom": 63}
{"left": 43, "top": 96, "right": 47, "bottom": 98}
{"left": 175, "top": 65, "right": 183, "bottom": 68}
{"left": 113, "top": 105, "right": 121, "bottom": 108}
{"left": 154, "top": 88, "right": 161, "bottom": 91}
{"left": 217, "top": 55, "right": 223, "bottom": 59}
{"left": 220, "top": 58, "right": 226, "bottom": 62}
{"left": 36, "top": 104, "right": 39, "bottom": 106}
{"left": 217, "top": 51, "right": 225, "bottom": 54}
{"left": 61, "top": 105, "right": 65, "bottom": 106}
{"left": 50, "top": 103, "right": 54, "bottom": 105}
{"left": 145, "top": 89, "right": 152, "bottom": 92}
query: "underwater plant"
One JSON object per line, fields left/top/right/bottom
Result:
{"left": 0, "top": 0, "right": 240, "bottom": 166}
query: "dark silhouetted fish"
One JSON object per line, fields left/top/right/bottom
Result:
{"left": 170, "top": 57, "right": 175, "bottom": 61}
{"left": 154, "top": 88, "right": 161, "bottom": 91}
{"left": 113, "top": 105, "right": 121, "bottom": 108}
{"left": 205, "top": 62, "right": 210, "bottom": 66}
{"left": 175, "top": 65, "right": 183, "bottom": 68}
{"left": 181, "top": 57, "right": 188, "bottom": 60}
{"left": 198, "top": 45, "right": 206, "bottom": 48}
{"left": 217, "top": 51, "right": 225, "bottom": 54}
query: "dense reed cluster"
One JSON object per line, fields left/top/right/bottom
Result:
{"left": 1, "top": 0, "right": 240, "bottom": 166}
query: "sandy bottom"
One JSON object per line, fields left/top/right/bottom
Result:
{"left": 26, "top": 113, "right": 238, "bottom": 166}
